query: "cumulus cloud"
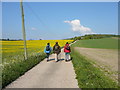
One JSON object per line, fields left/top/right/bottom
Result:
{"left": 64, "top": 19, "right": 94, "bottom": 35}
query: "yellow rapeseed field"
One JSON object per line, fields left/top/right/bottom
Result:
{"left": 1, "top": 40, "right": 73, "bottom": 63}
{"left": 1, "top": 40, "right": 73, "bottom": 88}
{"left": 1, "top": 40, "right": 73, "bottom": 53}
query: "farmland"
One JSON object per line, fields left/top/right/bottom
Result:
{"left": 2, "top": 40, "right": 73, "bottom": 63}
{"left": 1, "top": 40, "right": 73, "bottom": 88}
{"left": 1, "top": 38, "right": 119, "bottom": 88}
{"left": 71, "top": 38, "right": 119, "bottom": 88}
{"left": 72, "top": 38, "right": 119, "bottom": 49}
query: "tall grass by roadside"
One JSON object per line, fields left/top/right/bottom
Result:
{"left": 2, "top": 53, "right": 46, "bottom": 88}
{"left": 71, "top": 47, "right": 118, "bottom": 88}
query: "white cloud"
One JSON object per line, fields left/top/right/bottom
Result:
{"left": 64, "top": 19, "right": 94, "bottom": 35}
{"left": 31, "top": 27, "right": 37, "bottom": 30}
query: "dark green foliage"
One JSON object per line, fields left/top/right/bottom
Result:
{"left": 68, "top": 34, "right": 119, "bottom": 40}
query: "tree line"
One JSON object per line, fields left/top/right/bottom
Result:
{"left": 66, "top": 34, "right": 120, "bottom": 41}
{"left": 0, "top": 38, "right": 42, "bottom": 41}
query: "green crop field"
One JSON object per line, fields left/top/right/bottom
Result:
{"left": 71, "top": 38, "right": 119, "bottom": 88}
{"left": 72, "top": 38, "right": 119, "bottom": 49}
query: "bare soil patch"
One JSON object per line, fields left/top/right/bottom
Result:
{"left": 74, "top": 47, "right": 119, "bottom": 81}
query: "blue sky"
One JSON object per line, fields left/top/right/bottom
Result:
{"left": 2, "top": 2, "right": 118, "bottom": 40}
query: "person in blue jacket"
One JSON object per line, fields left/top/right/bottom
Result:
{"left": 44, "top": 43, "right": 52, "bottom": 62}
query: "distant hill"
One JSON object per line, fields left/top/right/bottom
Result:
{"left": 66, "top": 34, "right": 120, "bottom": 41}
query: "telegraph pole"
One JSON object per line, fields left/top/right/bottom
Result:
{"left": 20, "top": 0, "right": 28, "bottom": 60}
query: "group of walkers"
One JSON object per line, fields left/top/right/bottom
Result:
{"left": 44, "top": 42, "right": 71, "bottom": 62}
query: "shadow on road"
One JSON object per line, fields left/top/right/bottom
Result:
{"left": 48, "top": 57, "right": 72, "bottom": 62}
{"left": 48, "top": 58, "right": 55, "bottom": 61}
{"left": 48, "top": 58, "right": 65, "bottom": 62}
{"left": 58, "top": 58, "right": 64, "bottom": 61}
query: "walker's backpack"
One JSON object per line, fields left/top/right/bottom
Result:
{"left": 66, "top": 46, "right": 70, "bottom": 50}
{"left": 46, "top": 46, "right": 50, "bottom": 51}
{"left": 54, "top": 45, "right": 59, "bottom": 51}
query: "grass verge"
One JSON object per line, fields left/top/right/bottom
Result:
{"left": 2, "top": 53, "right": 46, "bottom": 88}
{"left": 71, "top": 46, "right": 118, "bottom": 88}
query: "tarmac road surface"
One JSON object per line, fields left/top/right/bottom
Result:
{"left": 5, "top": 49, "right": 78, "bottom": 88}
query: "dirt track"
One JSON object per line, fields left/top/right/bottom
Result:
{"left": 74, "top": 47, "right": 118, "bottom": 72}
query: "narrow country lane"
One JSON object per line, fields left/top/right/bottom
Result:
{"left": 5, "top": 49, "right": 78, "bottom": 88}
